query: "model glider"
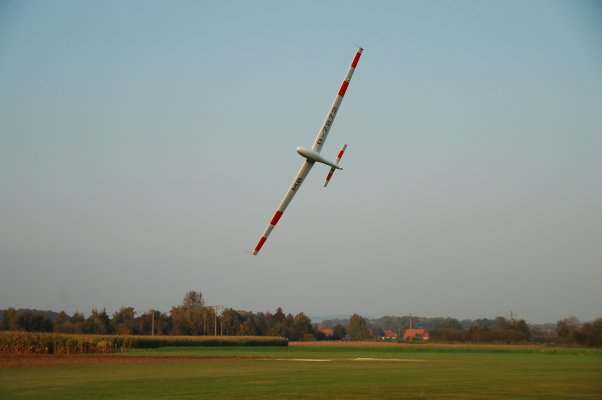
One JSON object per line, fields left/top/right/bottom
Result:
{"left": 252, "top": 47, "right": 363, "bottom": 255}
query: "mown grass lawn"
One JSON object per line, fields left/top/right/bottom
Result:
{"left": 1, "top": 345, "right": 601, "bottom": 399}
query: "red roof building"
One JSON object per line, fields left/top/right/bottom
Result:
{"left": 402, "top": 328, "right": 430, "bottom": 341}
{"left": 318, "top": 327, "right": 333, "bottom": 336}
{"left": 383, "top": 329, "right": 397, "bottom": 339}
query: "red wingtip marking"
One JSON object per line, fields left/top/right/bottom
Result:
{"left": 351, "top": 52, "right": 362, "bottom": 68}
{"left": 326, "top": 171, "right": 334, "bottom": 181}
{"left": 255, "top": 236, "right": 267, "bottom": 252}
{"left": 338, "top": 81, "right": 349, "bottom": 97}
{"left": 337, "top": 150, "right": 345, "bottom": 158}
{"left": 270, "top": 210, "right": 283, "bottom": 226}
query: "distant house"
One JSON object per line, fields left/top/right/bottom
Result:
{"left": 383, "top": 329, "right": 397, "bottom": 340}
{"left": 318, "top": 327, "right": 333, "bottom": 336}
{"left": 402, "top": 328, "right": 429, "bottom": 341}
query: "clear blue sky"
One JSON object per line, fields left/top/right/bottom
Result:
{"left": 1, "top": 0, "right": 600, "bottom": 323}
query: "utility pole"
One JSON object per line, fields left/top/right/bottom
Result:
{"left": 151, "top": 310, "right": 155, "bottom": 336}
{"left": 506, "top": 311, "right": 517, "bottom": 326}
{"left": 208, "top": 305, "right": 223, "bottom": 336}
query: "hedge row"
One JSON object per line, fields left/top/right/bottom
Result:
{"left": 0, "top": 332, "right": 288, "bottom": 354}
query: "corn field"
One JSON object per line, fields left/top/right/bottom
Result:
{"left": 0, "top": 332, "right": 288, "bottom": 354}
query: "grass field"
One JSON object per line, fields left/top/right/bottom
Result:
{"left": 1, "top": 344, "right": 601, "bottom": 399}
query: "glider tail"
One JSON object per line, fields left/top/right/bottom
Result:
{"left": 323, "top": 144, "right": 347, "bottom": 187}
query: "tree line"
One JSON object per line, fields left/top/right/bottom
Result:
{"left": 323, "top": 314, "right": 602, "bottom": 346}
{"left": 1, "top": 291, "right": 601, "bottom": 346}
{"left": 0, "top": 291, "right": 316, "bottom": 341}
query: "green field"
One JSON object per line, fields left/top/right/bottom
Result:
{"left": 1, "top": 345, "right": 601, "bottom": 399}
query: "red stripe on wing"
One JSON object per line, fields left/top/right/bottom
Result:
{"left": 351, "top": 51, "right": 362, "bottom": 68}
{"left": 254, "top": 236, "right": 267, "bottom": 252}
{"left": 270, "top": 210, "right": 283, "bottom": 226}
{"left": 338, "top": 81, "right": 349, "bottom": 97}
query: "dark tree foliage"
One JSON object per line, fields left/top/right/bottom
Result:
{"left": 111, "top": 307, "right": 137, "bottom": 335}
{"left": 557, "top": 317, "right": 580, "bottom": 342}
{"left": 15, "top": 311, "right": 53, "bottom": 332}
{"left": 82, "top": 309, "right": 112, "bottom": 334}
{"left": 348, "top": 314, "right": 372, "bottom": 340}
{"left": 573, "top": 318, "right": 602, "bottom": 347}
{"left": 221, "top": 309, "right": 242, "bottom": 336}
{"left": 54, "top": 310, "right": 82, "bottom": 334}
{"left": 71, "top": 312, "right": 85, "bottom": 324}
{"left": 170, "top": 291, "right": 211, "bottom": 335}
{"left": 515, "top": 320, "right": 531, "bottom": 341}
{"left": 182, "top": 291, "right": 205, "bottom": 308}
{"left": 430, "top": 318, "right": 462, "bottom": 340}
{"left": 333, "top": 324, "right": 347, "bottom": 340}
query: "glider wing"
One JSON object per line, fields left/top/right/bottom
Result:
{"left": 311, "top": 48, "right": 363, "bottom": 153}
{"left": 252, "top": 160, "right": 314, "bottom": 255}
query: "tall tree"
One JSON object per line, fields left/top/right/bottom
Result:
{"left": 3, "top": 307, "right": 18, "bottom": 331}
{"left": 170, "top": 291, "right": 209, "bottom": 335}
{"left": 515, "top": 319, "right": 531, "bottom": 341}
{"left": 112, "top": 307, "right": 137, "bottom": 335}
{"left": 348, "top": 314, "right": 372, "bottom": 340}
{"left": 573, "top": 318, "right": 602, "bottom": 347}
{"left": 256, "top": 312, "right": 271, "bottom": 336}
{"left": 183, "top": 291, "right": 205, "bottom": 308}
{"left": 221, "top": 309, "right": 242, "bottom": 336}
{"left": 53, "top": 311, "right": 82, "bottom": 334}
{"left": 294, "top": 312, "right": 313, "bottom": 340}
{"left": 557, "top": 316, "right": 580, "bottom": 341}
{"left": 71, "top": 312, "right": 85, "bottom": 324}
{"left": 333, "top": 324, "right": 346, "bottom": 340}
{"left": 82, "top": 309, "right": 112, "bottom": 334}
{"left": 270, "top": 307, "right": 286, "bottom": 336}
{"left": 238, "top": 319, "right": 257, "bottom": 336}
{"left": 284, "top": 313, "right": 296, "bottom": 340}
{"left": 55, "top": 311, "right": 69, "bottom": 326}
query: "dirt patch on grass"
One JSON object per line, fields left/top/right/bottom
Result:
{"left": 0, "top": 354, "right": 260, "bottom": 368}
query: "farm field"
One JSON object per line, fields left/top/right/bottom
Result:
{"left": 1, "top": 344, "right": 601, "bottom": 399}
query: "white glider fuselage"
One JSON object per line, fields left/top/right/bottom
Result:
{"left": 296, "top": 146, "right": 342, "bottom": 170}
{"left": 252, "top": 47, "right": 363, "bottom": 255}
